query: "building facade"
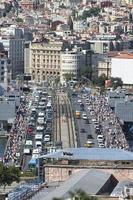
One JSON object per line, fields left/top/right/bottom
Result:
{"left": 0, "top": 53, "right": 11, "bottom": 86}
{"left": 60, "top": 47, "right": 87, "bottom": 83}
{"left": 111, "top": 52, "right": 133, "bottom": 85}
{"left": 9, "top": 38, "right": 25, "bottom": 79}
{"left": 26, "top": 41, "right": 63, "bottom": 83}
{"left": 115, "top": 101, "right": 133, "bottom": 122}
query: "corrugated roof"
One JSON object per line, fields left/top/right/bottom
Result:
{"left": 111, "top": 181, "right": 133, "bottom": 197}
{"left": 40, "top": 148, "right": 133, "bottom": 161}
{"left": 45, "top": 169, "right": 113, "bottom": 200}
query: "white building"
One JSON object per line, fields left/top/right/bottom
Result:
{"left": 60, "top": 47, "right": 86, "bottom": 83}
{"left": 73, "top": 20, "right": 87, "bottom": 32}
{"left": 111, "top": 52, "right": 133, "bottom": 85}
{"left": 0, "top": 53, "right": 11, "bottom": 88}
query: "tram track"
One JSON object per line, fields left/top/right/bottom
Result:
{"left": 55, "top": 91, "right": 76, "bottom": 148}
{"left": 61, "top": 94, "right": 76, "bottom": 148}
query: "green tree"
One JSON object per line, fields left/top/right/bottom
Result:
{"left": 0, "top": 163, "right": 20, "bottom": 189}
{"left": 110, "top": 77, "right": 123, "bottom": 89}
{"left": 52, "top": 189, "right": 99, "bottom": 200}
{"left": 16, "top": 17, "right": 23, "bottom": 23}
{"left": 93, "top": 74, "right": 107, "bottom": 87}
{"left": 70, "top": 189, "right": 99, "bottom": 200}
{"left": 81, "top": 7, "right": 100, "bottom": 20}
{"left": 63, "top": 73, "right": 75, "bottom": 82}
{"left": 80, "top": 65, "right": 92, "bottom": 80}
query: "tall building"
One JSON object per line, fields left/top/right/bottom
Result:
{"left": 9, "top": 38, "right": 25, "bottom": 79}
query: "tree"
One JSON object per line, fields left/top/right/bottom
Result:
{"left": 80, "top": 65, "right": 92, "bottom": 80}
{"left": 0, "top": 163, "right": 20, "bottom": 189}
{"left": 70, "top": 189, "right": 99, "bottom": 200}
{"left": 93, "top": 74, "right": 107, "bottom": 87}
{"left": 110, "top": 77, "right": 123, "bottom": 89}
{"left": 16, "top": 17, "right": 23, "bottom": 23}
{"left": 81, "top": 7, "right": 100, "bottom": 20}
{"left": 63, "top": 73, "right": 75, "bottom": 82}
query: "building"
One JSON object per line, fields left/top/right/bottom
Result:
{"left": 107, "top": 91, "right": 125, "bottom": 108}
{"left": 98, "top": 57, "right": 111, "bottom": 78}
{"left": 26, "top": 40, "right": 64, "bottom": 83}
{"left": 89, "top": 35, "right": 130, "bottom": 54}
{"left": 4, "top": 90, "right": 20, "bottom": 108}
{"left": 25, "top": 39, "right": 92, "bottom": 83}
{"left": 115, "top": 100, "right": 133, "bottom": 122}
{"left": 0, "top": 53, "right": 11, "bottom": 87}
{"left": 45, "top": 169, "right": 118, "bottom": 200}
{"left": 60, "top": 47, "right": 88, "bottom": 83}
{"left": 0, "top": 98, "right": 15, "bottom": 130}
{"left": 9, "top": 38, "right": 25, "bottom": 79}
{"left": 111, "top": 52, "right": 133, "bottom": 85}
{"left": 41, "top": 148, "right": 133, "bottom": 183}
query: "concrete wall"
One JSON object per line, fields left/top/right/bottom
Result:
{"left": 44, "top": 166, "right": 133, "bottom": 183}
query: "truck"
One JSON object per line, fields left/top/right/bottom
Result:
{"left": 75, "top": 111, "right": 81, "bottom": 119}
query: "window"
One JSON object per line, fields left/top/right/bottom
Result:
{"left": 68, "top": 170, "right": 72, "bottom": 176}
{"left": 1, "top": 61, "right": 4, "bottom": 65}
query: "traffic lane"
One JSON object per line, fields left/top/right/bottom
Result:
{"left": 72, "top": 98, "right": 88, "bottom": 146}
{"left": 71, "top": 97, "right": 98, "bottom": 147}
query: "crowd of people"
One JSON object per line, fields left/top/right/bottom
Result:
{"left": 3, "top": 97, "right": 28, "bottom": 166}
{"left": 87, "top": 94, "right": 129, "bottom": 150}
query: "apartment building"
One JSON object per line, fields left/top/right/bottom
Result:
{"left": 25, "top": 40, "right": 64, "bottom": 83}
{"left": 0, "top": 53, "right": 11, "bottom": 86}
{"left": 98, "top": 58, "right": 111, "bottom": 78}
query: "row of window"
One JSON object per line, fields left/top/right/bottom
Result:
{"left": 32, "top": 64, "right": 60, "bottom": 69}
{"left": 32, "top": 70, "right": 60, "bottom": 75}
{"left": 32, "top": 59, "right": 60, "bottom": 63}
{"left": 32, "top": 50, "right": 60, "bottom": 54}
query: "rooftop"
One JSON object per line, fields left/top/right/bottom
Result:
{"left": 45, "top": 169, "right": 117, "bottom": 200}
{"left": 40, "top": 148, "right": 133, "bottom": 161}
{"left": 113, "top": 52, "right": 133, "bottom": 59}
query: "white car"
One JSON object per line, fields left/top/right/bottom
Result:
{"left": 82, "top": 113, "right": 88, "bottom": 120}
{"left": 98, "top": 143, "right": 105, "bottom": 148}
{"left": 97, "top": 135, "right": 104, "bottom": 143}
{"left": 44, "top": 134, "right": 50, "bottom": 142}
{"left": 77, "top": 99, "right": 82, "bottom": 103}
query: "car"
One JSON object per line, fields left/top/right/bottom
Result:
{"left": 92, "top": 118, "right": 97, "bottom": 122}
{"left": 85, "top": 119, "right": 90, "bottom": 124}
{"left": 97, "top": 134, "right": 104, "bottom": 142}
{"left": 44, "top": 134, "right": 50, "bottom": 142}
{"left": 80, "top": 128, "right": 86, "bottom": 133}
{"left": 98, "top": 143, "right": 105, "bottom": 148}
{"left": 87, "top": 134, "right": 93, "bottom": 140}
{"left": 84, "top": 140, "right": 93, "bottom": 148}
{"left": 77, "top": 99, "right": 82, "bottom": 103}
{"left": 82, "top": 113, "right": 88, "bottom": 120}
{"left": 27, "top": 127, "right": 33, "bottom": 133}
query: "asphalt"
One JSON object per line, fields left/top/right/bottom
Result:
{"left": 70, "top": 94, "right": 98, "bottom": 148}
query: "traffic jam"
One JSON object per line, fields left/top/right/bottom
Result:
{"left": 23, "top": 88, "right": 53, "bottom": 170}
{"left": 72, "top": 87, "right": 128, "bottom": 149}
